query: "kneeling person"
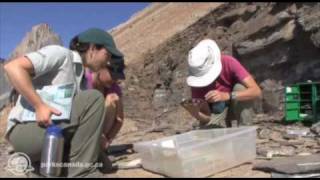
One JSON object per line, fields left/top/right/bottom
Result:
{"left": 85, "top": 57, "right": 125, "bottom": 151}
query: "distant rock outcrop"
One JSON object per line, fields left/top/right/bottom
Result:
{"left": 9, "top": 23, "right": 62, "bottom": 60}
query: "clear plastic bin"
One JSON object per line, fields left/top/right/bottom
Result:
{"left": 133, "top": 126, "right": 257, "bottom": 177}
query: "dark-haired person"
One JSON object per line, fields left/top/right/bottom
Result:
{"left": 84, "top": 57, "right": 125, "bottom": 151}
{"left": 4, "top": 28, "right": 123, "bottom": 177}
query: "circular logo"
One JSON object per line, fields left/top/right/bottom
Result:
{"left": 5, "top": 152, "right": 34, "bottom": 176}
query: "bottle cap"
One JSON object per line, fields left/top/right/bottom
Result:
{"left": 46, "top": 125, "right": 63, "bottom": 137}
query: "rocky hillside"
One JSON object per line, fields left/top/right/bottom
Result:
{"left": 122, "top": 2, "right": 320, "bottom": 134}
{"left": 110, "top": 2, "right": 223, "bottom": 65}
{"left": 9, "top": 23, "right": 62, "bottom": 60}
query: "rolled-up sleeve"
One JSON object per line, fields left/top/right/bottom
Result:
{"left": 25, "top": 45, "right": 68, "bottom": 77}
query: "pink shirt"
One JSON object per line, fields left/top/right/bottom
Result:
{"left": 191, "top": 55, "right": 250, "bottom": 99}
{"left": 85, "top": 69, "right": 122, "bottom": 97}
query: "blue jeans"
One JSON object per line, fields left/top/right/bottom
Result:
{"left": 200, "top": 84, "right": 254, "bottom": 129}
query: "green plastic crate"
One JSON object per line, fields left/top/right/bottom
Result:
{"left": 286, "top": 94, "right": 300, "bottom": 101}
{"left": 285, "top": 86, "right": 299, "bottom": 94}
{"left": 285, "top": 82, "right": 320, "bottom": 122}
{"left": 286, "top": 102, "right": 299, "bottom": 109}
{"left": 286, "top": 110, "right": 300, "bottom": 121}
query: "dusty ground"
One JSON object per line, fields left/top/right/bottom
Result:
{"left": 106, "top": 161, "right": 270, "bottom": 178}
{"left": 0, "top": 105, "right": 270, "bottom": 178}
{"left": 106, "top": 117, "right": 271, "bottom": 178}
{"left": 1, "top": 103, "right": 318, "bottom": 178}
{"left": 0, "top": 102, "right": 317, "bottom": 178}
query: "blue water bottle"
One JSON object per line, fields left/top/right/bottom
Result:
{"left": 40, "top": 125, "right": 64, "bottom": 177}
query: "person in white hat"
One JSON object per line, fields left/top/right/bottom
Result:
{"left": 181, "top": 39, "right": 261, "bottom": 129}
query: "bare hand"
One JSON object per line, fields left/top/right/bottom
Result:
{"left": 35, "top": 103, "right": 61, "bottom": 127}
{"left": 181, "top": 98, "right": 204, "bottom": 115}
{"left": 101, "top": 134, "right": 112, "bottom": 150}
{"left": 205, "top": 90, "right": 230, "bottom": 103}
{"left": 106, "top": 93, "right": 119, "bottom": 106}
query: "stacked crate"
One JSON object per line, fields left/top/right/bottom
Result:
{"left": 285, "top": 82, "right": 320, "bottom": 122}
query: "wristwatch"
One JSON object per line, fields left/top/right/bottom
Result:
{"left": 230, "top": 92, "right": 237, "bottom": 100}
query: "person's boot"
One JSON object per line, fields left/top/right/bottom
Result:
{"left": 97, "top": 152, "right": 114, "bottom": 174}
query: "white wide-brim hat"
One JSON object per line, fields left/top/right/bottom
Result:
{"left": 187, "top": 39, "right": 222, "bottom": 87}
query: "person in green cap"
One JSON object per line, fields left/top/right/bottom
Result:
{"left": 4, "top": 28, "right": 123, "bottom": 177}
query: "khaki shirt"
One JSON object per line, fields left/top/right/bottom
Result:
{"left": 5, "top": 45, "right": 85, "bottom": 138}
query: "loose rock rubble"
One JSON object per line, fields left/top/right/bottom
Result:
{"left": 254, "top": 117, "right": 320, "bottom": 159}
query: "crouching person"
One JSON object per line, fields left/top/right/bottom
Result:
{"left": 182, "top": 39, "right": 261, "bottom": 129}
{"left": 84, "top": 57, "right": 125, "bottom": 151}
{"left": 4, "top": 28, "right": 123, "bottom": 177}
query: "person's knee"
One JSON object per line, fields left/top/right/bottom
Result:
{"left": 8, "top": 134, "right": 42, "bottom": 162}
{"left": 85, "top": 89, "right": 105, "bottom": 106}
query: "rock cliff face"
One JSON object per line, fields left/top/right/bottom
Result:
{"left": 122, "top": 3, "right": 320, "bottom": 133}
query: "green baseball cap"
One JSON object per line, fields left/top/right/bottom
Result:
{"left": 77, "top": 28, "right": 123, "bottom": 58}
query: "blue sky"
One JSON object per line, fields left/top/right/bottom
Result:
{"left": 0, "top": 2, "right": 150, "bottom": 60}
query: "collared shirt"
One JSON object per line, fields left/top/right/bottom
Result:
{"left": 5, "top": 45, "right": 84, "bottom": 138}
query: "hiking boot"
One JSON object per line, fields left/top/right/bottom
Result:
{"left": 97, "top": 152, "right": 115, "bottom": 174}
